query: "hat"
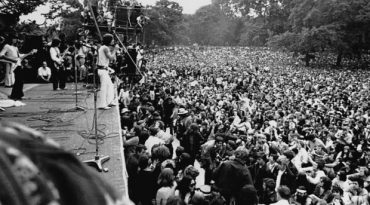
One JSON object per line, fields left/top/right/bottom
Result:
{"left": 121, "top": 108, "right": 129, "bottom": 114}
{"left": 178, "top": 108, "right": 188, "bottom": 115}
{"left": 199, "top": 185, "right": 211, "bottom": 195}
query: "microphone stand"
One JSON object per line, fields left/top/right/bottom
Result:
{"left": 83, "top": 56, "right": 110, "bottom": 172}
{"left": 73, "top": 56, "right": 86, "bottom": 111}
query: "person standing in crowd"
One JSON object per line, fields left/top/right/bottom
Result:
{"left": 213, "top": 149, "right": 254, "bottom": 204}
{"left": 273, "top": 186, "right": 291, "bottom": 205}
{"left": 9, "top": 57, "right": 36, "bottom": 101}
{"left": 0, "top": 34, "right": 22, "bottom": 87}
{"left": 96, "top": 33, "right": 118, "bottom": 110}
{"left": 235, "top": 184, "right": 259, "bottom": 205}
{"left": 156, "top": 168, "right": 177, "bottom": 205}
{"left": 38, "top": 61, "right": 52, "bottom": 83}
{"left": 49, "top": 38, "right": 66, "bottom": 90}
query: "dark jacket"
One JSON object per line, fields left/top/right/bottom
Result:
{"left": 213, "top": 158, "right": 254, "bottom": 200}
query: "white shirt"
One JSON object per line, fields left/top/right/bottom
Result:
{"left": 38, "top": 66, "right": 51, "bottom": 77}
{"left": 292, "top": 148, "right": 309, "bottom": 171}
{"left": 97, "top": 45, "right": 110, "bottom": 67}
{"left": 145, "top": 136, "right": 164, "bottom": 156}
{"left": 307, "top": 170, "right": 326, "bottom": 185}
{"left": 156, "top": 130, "right": 173, "bottom": 144}
{"left": 119, "top": 90, "right": 130, "bottom": 107}
{"left": 272, "top": 199, "right": 290, "bottom": 205}
{"left": 50, "top": 47, "right": 62, "bottom": 64}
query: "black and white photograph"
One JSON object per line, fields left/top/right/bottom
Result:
{"left": 0, "top": 0, "right": 370, "bottom": 205}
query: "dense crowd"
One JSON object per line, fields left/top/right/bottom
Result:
{"left": 121, "top": 46, "right": 370, "bottom": 205}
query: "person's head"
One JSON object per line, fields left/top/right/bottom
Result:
{"left": 102, "top": 34, "right": 114, "bottom": 46}
{"left": 295, "top": 186, "right": 308, "bottom": 204}
{"left": 152, "top": 145, "right": 171, "bottom": 162}
{"left": 277, "top": 186, "right": 291, "bottom": 201}
{"left": 157, "top": 168, "right": 175, "bottom": 187}
{"left": 135, "top": 144, "right": 146, "bottom": 155}
{"left": 22, "top": 59, "right": 29, "bottom": 66}
{"left": 149, "top": 126, "right": 159, "bottom": 136}
{"left": 183, "top": 165, "right": 200, "bottom": 180}
{"left": 42, "top": 61, "right": 48, "bottom": 68}
{"left": 77, "top": 54, "right": 86, "bottom": 64}
{"left": 138, "top": 152, "right": 150, "bottom": 170}
{"left": 348, "top": 175, "right": 364, "bottom": 192}
{"left": 177, "top": 176, "right": 196, "bottom": 197}
{"left": 7, "top": 34, "right": 18, "bottom": 45}
{"left": 263, "top": 178, "right": 276, "bottom": 191}
{"left": 338, "top": 170, "right": 347, "bottom": 181}
{"left": 51, "top": 38, "right": 61, "bottom": 47}
{"left": 320, "top": 176, "right": 332, "bottom": 191}
{"left": 234, "top": 149, "right": 249, "bottom": 165}
{"left": 256, "top": 152, "right": 267, "bottom": 166}
{"left": 332, "top": 186, "right": 344, "bottom": 196}
{"left": 178, "top": 153, "right": 192, "bottom": 168}
{"left": 235, "top": 184, "right": 258, "bottom": 205}
{"left": 175, "top": 146, "right": 185, "bottom": 158}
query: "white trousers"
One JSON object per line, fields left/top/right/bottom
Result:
{"left": 5, "top": 63, "right": 15, "bottom": 86}
{"left": 97, "top": 69, "right": 114, "bottom": 108}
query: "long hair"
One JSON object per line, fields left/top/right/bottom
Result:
{"left": 157, "top": 168, "right": 175, "bottom": 187}
{"left": 51, "top": 38, "right": 61, "bottom": 47}
{"left": 102, "top": 34, "right": 113, "bottom": 46}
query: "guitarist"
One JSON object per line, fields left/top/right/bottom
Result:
{"left": 49, "top": 38, "right": 67, "bottom": 90}
{"left": 9, "top": 51, "right": 37, "bottom": 101}
{"left": 0, "top": 34, "right": 23, "bottom": 87}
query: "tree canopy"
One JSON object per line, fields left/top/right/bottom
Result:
{"left": 0, "top": 0, "right": 46, "bottom": 19}
{"left": 4, "top": 0, "right": 370, "bottom": 66}
{"left": 143, "top": 0, "right": 370, "bottom": 66}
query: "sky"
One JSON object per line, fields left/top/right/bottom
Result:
{"left": 20, "top": 0, "right": 212, "bottom": 23}
{"left": 137, "top": 0, "right": 212, "bottom": 14}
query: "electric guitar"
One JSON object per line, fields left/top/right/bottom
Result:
{"left": 53, "top": 47, "right": 71, "bottom": 70}
{"left": 0, "top": 49, "right": 37, "bottom": 65}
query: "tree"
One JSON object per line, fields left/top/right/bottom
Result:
{"left": 267, "top": 0, "right": 370, "bottom": 67}
{"left": 144, "top": 0, "right": 184, "bottom": 45}
{"left": 43, "top": 0, "right": 83, "bottom": 42}
{"left": 0, "top": 0, "right": 46, "bottom": 20}
{"left": 43, "top": 0, "right": 82, "bottom": 20}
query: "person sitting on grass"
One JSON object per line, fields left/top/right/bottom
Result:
{"left": 38, "top": 61, "right": 51, "bottom": 83}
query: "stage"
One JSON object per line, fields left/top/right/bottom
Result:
{"left": 0, "top": 83, "right": 128, "bottom": 196}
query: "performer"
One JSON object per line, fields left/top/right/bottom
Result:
{"left": 96, "top": 34, "right": 118, "bottom": 110}
{"left": 0, "top": 35, "right": 21, "bottom": 87}
{"left": 9, "top": 55, "right": 37, "bottom": 101}
{"left": 49, "top": 38, "right": 67, "bottom": 90}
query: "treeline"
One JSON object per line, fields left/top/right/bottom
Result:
{"left": 145, "top": 0, "right": 370, "bottom": 66}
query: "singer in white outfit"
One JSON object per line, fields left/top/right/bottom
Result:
{"left": 96, "top": 34, "right": 118, "bottom": 110}
{"left": 0, "top": 35, "right": 21, "bottom": 87}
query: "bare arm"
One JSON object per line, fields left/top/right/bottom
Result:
{"left": 103, "top": 46, "right": 117, "bottom": 61}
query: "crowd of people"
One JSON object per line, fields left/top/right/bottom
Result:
{"left": 120, "top": 46, "right": 370, "bottom": 205}
{"left": 2, "top": 29, "right": 370, "bottom": 205}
